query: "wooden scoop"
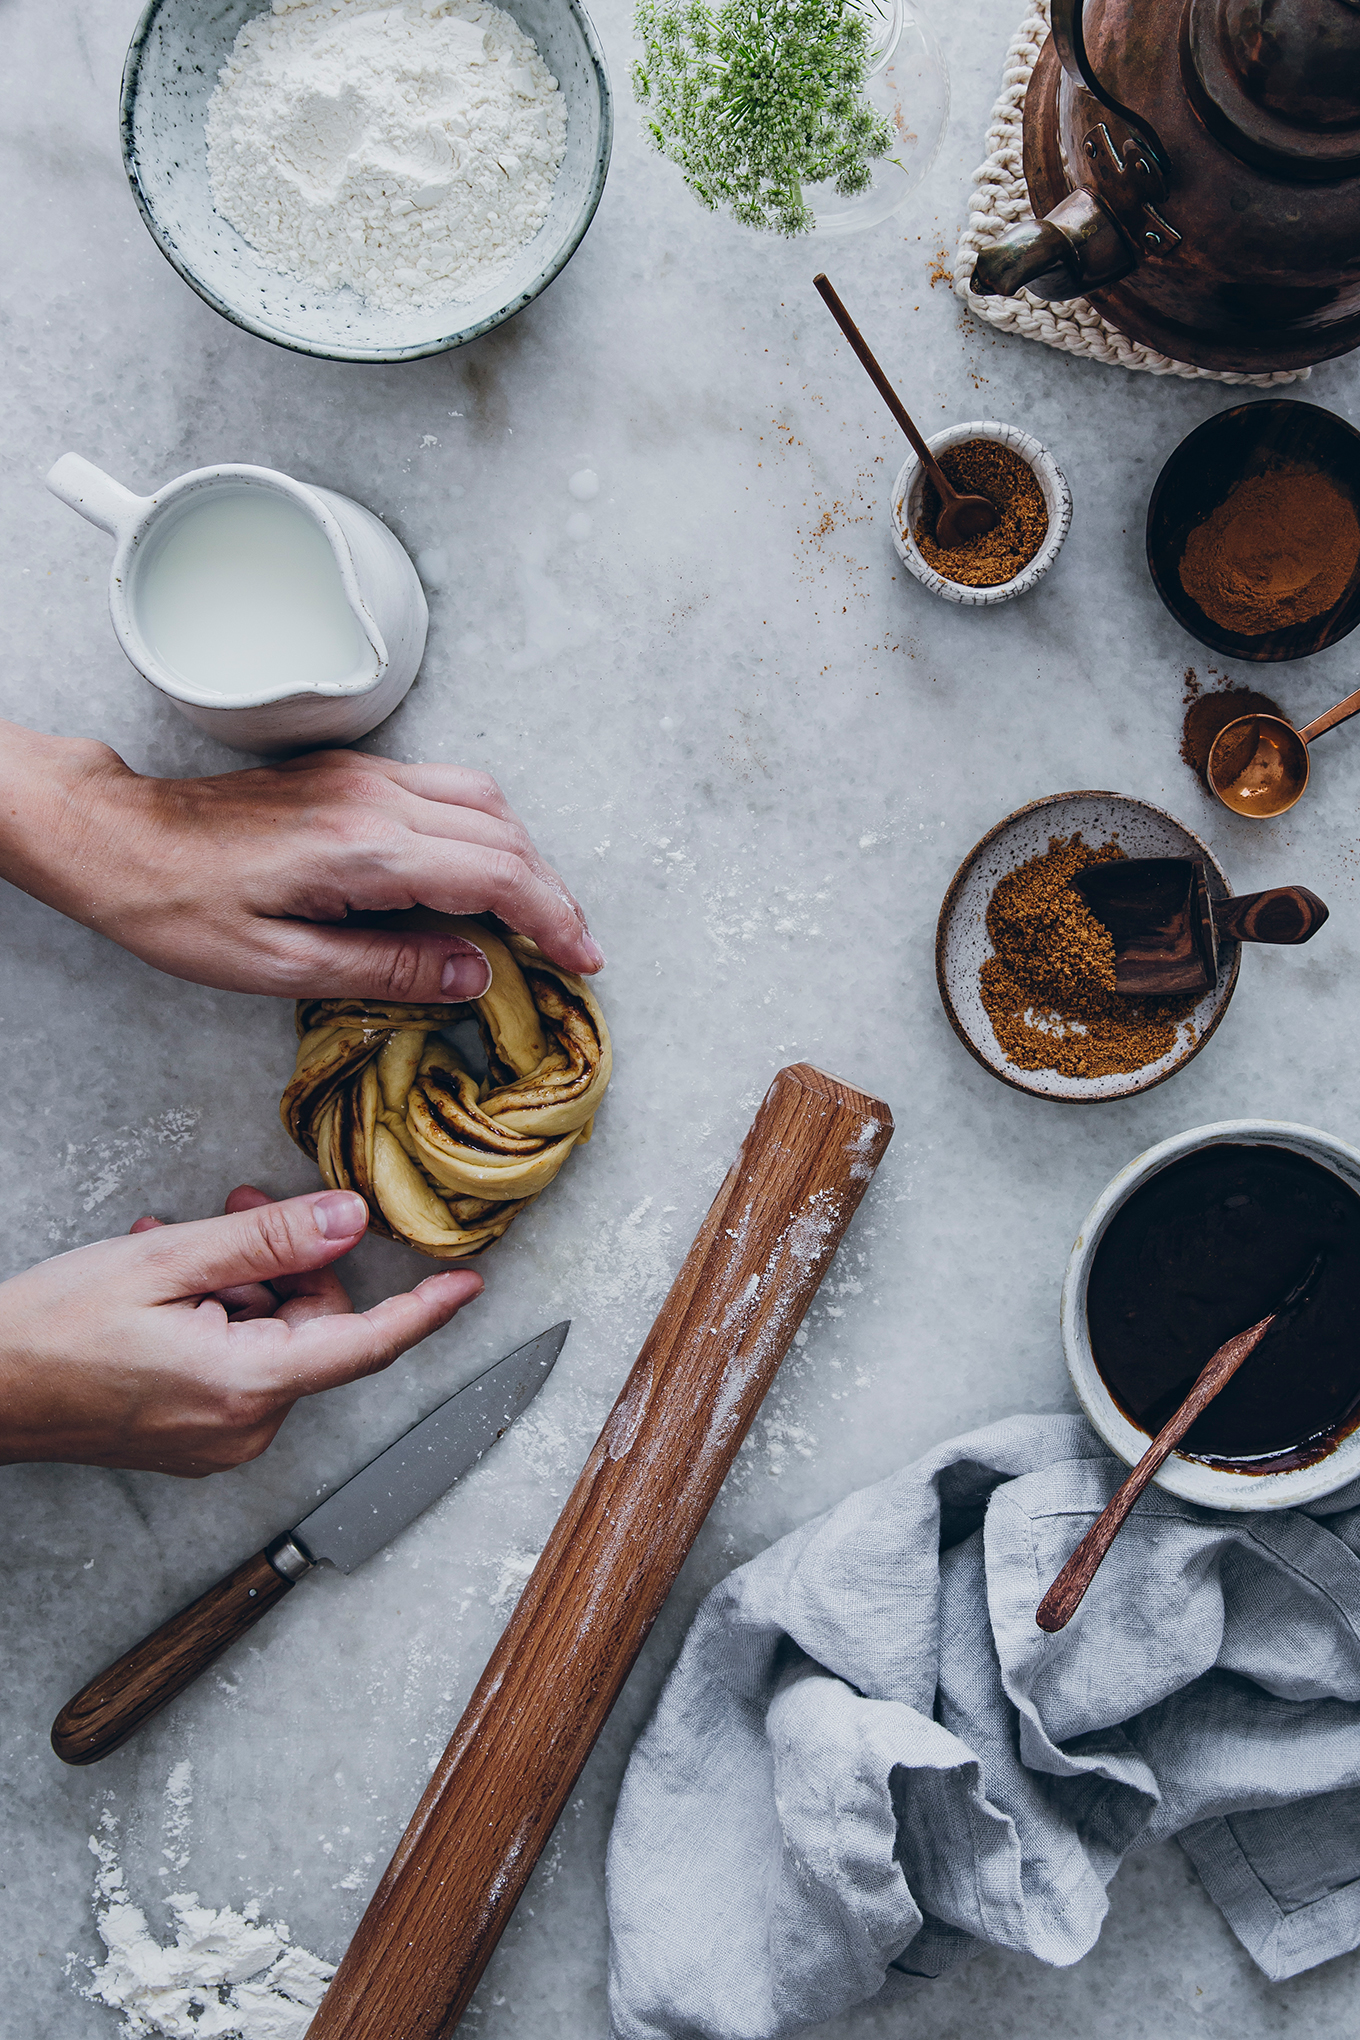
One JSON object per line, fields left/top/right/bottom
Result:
{"left": 307, "top": 1064, "right": 893, "bottom": 2040}
{"left": 1037, "top": 1251, "right": 1326, "bottom": 1633}
{"left": 1071, "top": 858, "right": 1328, "bottom": 996}
{"left": 813, "top": 273, "right": 998, "bottom": 547}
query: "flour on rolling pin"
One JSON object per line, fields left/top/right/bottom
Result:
{"left": 307, "top": 1063, "right": 893, "bottom": 2040}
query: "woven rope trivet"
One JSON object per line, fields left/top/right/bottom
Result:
{"left": 952, "top": 0, "right": 1306, "bottom": 386}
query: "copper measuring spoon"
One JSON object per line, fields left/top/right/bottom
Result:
{"left": 813, "top": 273, "right": 999, "bottom": 548}
{"left": 1207, "top": 686, "right": 1360, "bottom": 818}
{"left": 1037, "top": 1251, "right": 1326, "bottom": 1632}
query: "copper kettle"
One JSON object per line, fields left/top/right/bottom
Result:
{"left": 971, "top": 0, "right": 1360, "bottom": 371}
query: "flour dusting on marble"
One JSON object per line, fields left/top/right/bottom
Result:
{"left": 160, "top": 1760, "right": 194, "bottom": 1878}
{"left": 65, "top": 1109, "right": 202, "bottom": 1214}
{"left": 75, "top": 1806, "right": 331, "bottom": 2040}
{"left": 571, "top": 1195, "right": 676, "bottom": 1331}
{"left": 489, "top": 1545, "right": 541, "bottom": 1613}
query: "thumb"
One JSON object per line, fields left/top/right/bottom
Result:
{"left": 136, "top": 1189, "right": 370, "bottom": 1300}
{"left": 260, "top": 926, "right": 493, "bottom": 1003}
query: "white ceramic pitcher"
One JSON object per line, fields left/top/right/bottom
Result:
{"left": 47, "top": 453, "right": 429, "bottom": 753}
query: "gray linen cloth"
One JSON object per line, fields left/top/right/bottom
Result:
{"left": 606, "top": 1415, "right": 1360, "bottom": 2040}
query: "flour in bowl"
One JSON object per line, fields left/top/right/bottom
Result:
{"left": 205, "top": 0, "right": 567, "bottom": 311}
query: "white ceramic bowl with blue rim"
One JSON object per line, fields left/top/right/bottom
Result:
{"left": 120, "top": 0, "right": 612, "bottom": 362}
{"left": 891, "top": 421, "right": 1072, "bottom": 605}
{"left": 1062, "top": 1120, "right": 1360, "bottom": 1509}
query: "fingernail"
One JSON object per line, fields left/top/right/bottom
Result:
{"left": 441, "top": 944, "right": 493, "bottom": 999}
{"left": 312, "top": 1190, "right": 368, "bottom": 1238}
{"left": 581, "top": 934, "right": 606, "bottom": 971}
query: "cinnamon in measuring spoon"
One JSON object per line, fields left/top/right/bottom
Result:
{"left": 1180, "top": 680, "right": 1286, "bottom": 787}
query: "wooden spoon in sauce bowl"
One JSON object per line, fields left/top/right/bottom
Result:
{"left": 1037, "top": 1251, "right": 1326, "bottom": 1633}
{"left": 813, "top": 273, "right": 998, "bottom": 548}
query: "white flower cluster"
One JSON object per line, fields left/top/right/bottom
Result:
{"left": 632, "top": 0, "right": 889, "bottom": 236}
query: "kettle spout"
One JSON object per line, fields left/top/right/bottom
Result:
{"left": 971, "top": 189, "right": 1135, "bottom": 302}
{"left": 971, "top": 220, "right": 1079, "bottom": 300}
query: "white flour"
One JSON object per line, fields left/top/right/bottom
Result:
{"left": 75, "top": 1808, "right": 332, "bottom": 2040}
{"left": 206, "top": 0, "right": 567, "bottom": 311}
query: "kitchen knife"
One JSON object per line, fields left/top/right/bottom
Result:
{"left": 50, "top": 1322, "right": 569, "bottom": 1767}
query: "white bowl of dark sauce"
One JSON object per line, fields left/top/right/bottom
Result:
{"left": 1062, "top": 1122, "right": 1360, "bottom": 1510}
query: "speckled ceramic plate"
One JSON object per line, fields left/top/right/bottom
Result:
{"left": 120, "top": 0, "right": 612, "bottom": 362}
{"left": 935, "top": 792, "right": 1241, "bottom": 1104}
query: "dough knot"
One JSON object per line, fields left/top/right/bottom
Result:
{"left": 280, "top": 915, "right": 611, "bottom": 1257}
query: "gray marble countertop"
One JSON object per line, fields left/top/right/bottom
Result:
{"left": 4, "top": 1, "right": 1359, "bottom": 2035}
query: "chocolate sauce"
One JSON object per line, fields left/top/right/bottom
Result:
{"left": 1086, "top": 1144, "right": 1360, "bottom": 1471}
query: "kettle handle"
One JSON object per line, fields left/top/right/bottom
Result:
{"left": 1049, "top": 0, "right": 1173, "bottom": 177}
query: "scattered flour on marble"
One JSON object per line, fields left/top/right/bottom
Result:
{"left": 489, "top": 1545, "right": 542, "bottom": 1613}
{"left": 206, "top": 0, "right": 566, "bottom": 312}
{"left": 159, "top": 1761, "right": 194, "bottom": 1878}
{"left": 759, "top": 1407, "right": 819, "bottom": 1478}
{"left": 65, "top": 1109, "right": 201, "bottom": 1215}
{"left": 571, "top": 1195, "right": 676, "bottom": 1334}
{"left": 74, "top": 1806, "right": 331, "bottom": 2040}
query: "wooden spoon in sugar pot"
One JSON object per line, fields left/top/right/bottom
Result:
{"left": 1037, "top": 1250, "right": 1326, "bottom": 1632}
{"left": 813, "top": 273, "right": 998, "bottom": 548}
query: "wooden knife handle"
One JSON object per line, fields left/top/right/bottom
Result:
{"left": 1215, "top": 885, "right": 1329, "bottom": 946}
{"left": 308, "top": 1063, "right": 893, "bottom": 2040}
{"left": 51, "top": 1540, "right": 307, "bottom": 1766}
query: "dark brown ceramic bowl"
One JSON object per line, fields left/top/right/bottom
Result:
{"left": 1146, "top": 400, "right": 1360, "bottom": 663}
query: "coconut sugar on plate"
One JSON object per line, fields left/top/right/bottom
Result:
{"left": 978, "top": 834, "right": 1199, "bottom": 1081}
{"left": 934, "top": 791, "right": 1242, "bottom": 1105}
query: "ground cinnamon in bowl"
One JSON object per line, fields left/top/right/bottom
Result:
{"left": 1179, "top": 464, "right": 1360, "bottom": 636}
{"left": 914, "top": 440, "right": 1048, "bottom": 588}
{"left": 980, "top": 835, "right": 1199, "bottom": 1080}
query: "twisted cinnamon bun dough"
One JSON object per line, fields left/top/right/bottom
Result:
{"left": 280, "top": 914, "right": 611, "bottom": 1258}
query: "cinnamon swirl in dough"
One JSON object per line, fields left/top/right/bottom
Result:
{"left": 281, "top": 914, "right": 610, "bottom": 1258}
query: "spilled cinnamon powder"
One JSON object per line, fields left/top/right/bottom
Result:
{"left": 1180, "top": 684, "right": 1286, "bottom": 787}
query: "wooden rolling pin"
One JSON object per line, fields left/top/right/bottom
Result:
{"left": 308, "top": 1062, "right": 893, "bottom": 2040}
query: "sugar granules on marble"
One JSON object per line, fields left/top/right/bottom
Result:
{"left": 72, "top": 1785, "right": 332, "bottom": 2040}
{"left": 206, "top": 0, "right": 567, "bottom": 312}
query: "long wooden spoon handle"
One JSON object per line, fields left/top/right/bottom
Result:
{"left": 50, "top": 1543, "right": 304, "bottom": 1765}
{"left": 813, "top": 273, "right": 943, "bottom": 482}
{"left": 1036, "top": 1314, "right": 1274, "bottom": 1633}
{"left": 307, "top": 1064, "right": 893, "bottom": 2040}
{"left": 1300, "top": 686, "right": 1360, "bottom": 744}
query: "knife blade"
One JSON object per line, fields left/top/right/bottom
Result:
{"left": 50, "top": 1322, "right": 569, "bottom": 1766}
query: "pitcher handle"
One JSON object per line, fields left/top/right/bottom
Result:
{"left": 46, "top": 453, "right": 151, "bottom": 542}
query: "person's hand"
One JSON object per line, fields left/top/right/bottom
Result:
{"left": 0, "top": 1184, "right": 482, "bottom": 1476}
{"left": 0, "top": 725, "right": 604, "bottom": 1000}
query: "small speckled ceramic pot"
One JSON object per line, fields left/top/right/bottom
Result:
{"left": 891, "top": 421, "right": 1072, "bottom": 605}
{"left": 1062, "top": 1121, "right": 1360, "bottom": 1509}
